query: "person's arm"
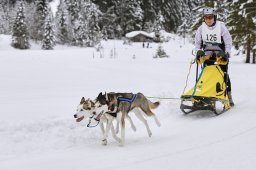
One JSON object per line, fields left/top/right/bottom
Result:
{"left": 195, "top": 26, "right": 202, "bottom": 51}
{"left": 221, "top": 23, "right": 232, "bottom": 55}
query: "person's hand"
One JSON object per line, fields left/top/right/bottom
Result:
{"left": 217, "top": 51, "right": 229, "bottom": 61}
{"left": 217, "top": 51, "right": 229, "bottom": 58}
{"left": 221, "top": 57, "right": 228, "bottom": 62}
{"left": 196, "top": 50, "right": 205, "bottom": 59}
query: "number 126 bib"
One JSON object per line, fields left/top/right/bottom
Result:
{"left": 202, "top": 21, "right": 221, "bottom": 44}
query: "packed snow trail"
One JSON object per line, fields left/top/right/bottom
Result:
{"left": 1, "top": 35, "right": 256, "bottom": 170}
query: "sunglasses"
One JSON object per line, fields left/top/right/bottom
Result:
{"left": 204, "top": 15, "right": 214, "bottom": 20}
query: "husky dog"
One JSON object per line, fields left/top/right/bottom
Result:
{"left": 96, "top": 92, "right": 161, "bottom": 146}
{"left": 74, "top": 97, "right": 136, "bottom": 145}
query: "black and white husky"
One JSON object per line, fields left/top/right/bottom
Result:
{"left": 95, "top": 92, "right": 161, "bottom": 146}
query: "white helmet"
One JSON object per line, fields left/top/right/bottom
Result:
{"left": 203, "top": 7, "right": 217, "bottom": 17}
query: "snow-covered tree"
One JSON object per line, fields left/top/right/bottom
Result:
{"left": 72, "top": 15, "right": 89, "bottom": 46}
{"left": 42, "top": 17, "right": 55, "bottom": 50}
{"left": 154, "top": 44, "right": 169, "bottom": 58}
{"left": 31, "top": 0, "right": 48, "bottom": 41}
{"left": 24, "top": 2, "right": 37, "bottom": 37}
{"left": 113, "top": 0, "right": 143, "bottom": 36}
{"left": 120, "top": 0, "right": 143, "bottom": 34}
{"left": 65, "top": 0, "right": 80, "bottom": 24}
{"left": 153, "top": 12, "right": 164, "bottom": 32}
{"left": 140, "top": 0, "right": 156, "bottom": 31}
{"left": 11, "top": 2, "right": 30, "bottom": 49}
{"left": 55, "top": 0, "right": 72, "bottom": 44}
{"left": 101, "top": 26, "right": 108, "bottom": 41}
{"left": 82, "top": 1, "right": 102, "bottom": 46}
{"left": 227, "top": 0, "right": 256, "bottom": 64}
{"left": 0, "top": 0, "right": 16, "bottom": 34}
{"left": 0, "top": 2, "right": 8, "bottom": 34}
{"left": 177, "top": 0, "right": 199, "bottom": 40}
{"left": 156, "top": 0, "right": 184, "bottom": 32}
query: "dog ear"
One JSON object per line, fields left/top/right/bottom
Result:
{"left": 80, "top": 97, "right": 85, "bottom": 104}
{"left": 105, "top": 92, "right": 108, "bottom": 101}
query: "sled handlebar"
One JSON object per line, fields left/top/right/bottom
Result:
{"left": 197, "top": 49, "right": 228, "bottom": 65}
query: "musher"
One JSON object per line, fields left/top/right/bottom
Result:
{"left": 194, "top": 7, "right": 234, "bottom": 107}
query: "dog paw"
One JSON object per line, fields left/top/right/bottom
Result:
{"left": 148, "top": 132, "right": 152, "bottom": 137}
{"left": 102, "top": 139, "right": 107, "bottom": 145}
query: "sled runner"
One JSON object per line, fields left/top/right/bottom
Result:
{"left": 180, "top": 48, "right": 231, "bottom": 115}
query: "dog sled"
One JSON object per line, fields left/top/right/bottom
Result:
{"left": 180, "top": 48, "right": 231, "bottom": 115}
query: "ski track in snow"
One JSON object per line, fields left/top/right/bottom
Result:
{"left": 104, "top": 124, "right": 256, "bottom": 170}
{"left": 0, "top": 118, "right": 100, "bottom": 159}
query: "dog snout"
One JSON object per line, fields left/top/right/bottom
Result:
{"left": 74, "top": 114, "right": 77, "bottom": 118}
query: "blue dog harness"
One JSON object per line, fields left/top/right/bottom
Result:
{"left": 117, "top": 93, "right": 137, "bottom": 113}
{"left": 108, "top": 94, "right": 137, "bottom": 117}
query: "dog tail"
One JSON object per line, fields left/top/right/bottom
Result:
{"left": 148, "top": 100, "right": 160, "bottom": 109}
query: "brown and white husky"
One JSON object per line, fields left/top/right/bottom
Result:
{"left": 74, "top": 97, "right": 136, "bottom": 145}
{"left": 95, "top": 92, "right": 161, "bottom": 146}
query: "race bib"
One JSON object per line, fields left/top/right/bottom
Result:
{"left": 202, "top": 21, "right": 221, "bottom": 44}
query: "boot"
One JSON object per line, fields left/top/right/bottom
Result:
{"left": 227, "top": 92, "right": 234, "bottom": 107}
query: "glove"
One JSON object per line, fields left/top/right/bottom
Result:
{"left": 196, "top": 50, "right": 205, "bottom": 59}
{"left": 217, "top": 51, "right": 229, "bottom": 61}
{"left": 222, "top": 57, "right": 229, "bottom": 62}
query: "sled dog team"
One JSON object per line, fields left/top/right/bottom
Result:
{"left": 74, "top": 92, "right": 161, "bottom": 146}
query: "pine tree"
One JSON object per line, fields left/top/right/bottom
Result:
{"left": 156, "top": 0, "right": 183, "bottom": 32}
{"left": 0, "top": 0, "right": 14, "bottom": 34}
{"left": 177, "top": 0, "right": 199, "bottom": 39}
{"left": 152, "top": 12, "right": 164, "bottom": 42}
{"left": 72, "top": 15, "right": 89, "bottom": 46}
{"left": 91, "top": 0, "right": 115, "bottom": 38}
{"left": 65, "top": 0, "right": 80, "bottom": 24}
{"left": 83, "top": 1, "right": 102, "bottom": 46}
{"left": 102, "top": 26, "right": 108, "bottom": 40}
{"left": 117, "top": 0, "right": 143, "bottom": 35}
{"left": 141, "top": 0, "right": 155, "bottom": 31}
{"left": 154, "top": 44, "right": 169, "bottom": 58}
{"left": 55, "top": 0, "right": 72, "bottom": 44}
{"left": 0, "top": 3, "right": 7, "bottom": 34}
{"left": 42, "top": 17, "right": 55, "bottom": 50}
{"left": 24, "top": 2, "right": 37, "bottom": 37}
{"left": 95, "top": 0, "right": 143, "bottom": 38}
{"left": 227, "top": 0, "right": 256, "bottom": 63}
{"left": 11, "top": 2, "right": 30, "bottom": 49}
{"left": 241, "top": 0, "right": 256, "bottom": 64}
{"left": 31, "top": 0, "right": 48, "bottom": 41}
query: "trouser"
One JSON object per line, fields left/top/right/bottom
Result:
{"left": 219, "top": 63, "right": 231, "bottom": 93}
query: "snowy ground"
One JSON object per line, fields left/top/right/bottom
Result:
{"left": 0, "top": 34, "right": 256, "bottom": 170}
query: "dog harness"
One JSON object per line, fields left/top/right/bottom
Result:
{"left": 117, "top": 93, "right": 137, "bottom": 113}
{"left": 87, "top": 94, "right": 136, "bottom": 128}
{"left": 106, "top": 94, "right": 137, "bottom": 117}
{"left": 87, "top": 111, "right": 103, "bottom": 128}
